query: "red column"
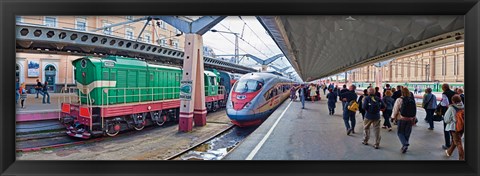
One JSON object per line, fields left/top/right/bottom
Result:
{"left": 179, "top": 34, "right": 206, "bottom": 132}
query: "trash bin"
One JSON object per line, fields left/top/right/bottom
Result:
{"left": 29, "top": 88, "right": 36, "bottom": 94}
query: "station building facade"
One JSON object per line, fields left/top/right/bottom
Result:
{"left": 16, "top": 16, "right": 186, "bottom": 92}
{"left": 348, "top": 42, "right": 464, "bottom": 84}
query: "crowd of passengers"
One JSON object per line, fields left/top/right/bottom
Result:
{"left": 289, "top": 82, "right": 465, "bottom": 160}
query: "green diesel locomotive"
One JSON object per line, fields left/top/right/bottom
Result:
{"left": 61, "top": 56, "right": 226, "bottom": 138}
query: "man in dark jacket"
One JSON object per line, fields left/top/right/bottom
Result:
{"left": 42, "top": 81, "right": 50, "bottom": 104}
{"left": 362, "top": 88, "right": 385, "bottom": 149}
{"left": 440, "top": 83, "right": 456, "bottom": 149}
{"left": 340, "top": 85, "right": 349, "bottom": 112}
{"left": 35, "top": 79, "right": 43, "bottom": 98}
{"left": 392, "top": 85, "right": 402, "bottom": 100}
{"left": 341, "top": 85, "right": 358, "bottom": 135}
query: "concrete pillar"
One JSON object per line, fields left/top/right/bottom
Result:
{"left": 429, "top": 53, "right": 435, "bottom": 81}
{"left": 179, "top": 34, "right": 206, "bottom": 132}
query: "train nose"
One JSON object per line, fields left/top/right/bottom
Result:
{"left": 226, "top": 107, "right": 255, "bottom": 121}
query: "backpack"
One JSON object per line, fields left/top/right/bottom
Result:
{"left": 347, "top": 100, "right": 359, "bottom": 112}
{"left": 366, "top": 96, "right": 381, "bottom": 114}
{"left": 453, "top": 107, "right": 465, "bottom": 132}
{"left": 400, "top": 97, "right": 417, "bottom": 117}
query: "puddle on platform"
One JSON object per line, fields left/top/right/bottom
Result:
{"left": 180, "top": 126, "right": 257, "bottom": 160}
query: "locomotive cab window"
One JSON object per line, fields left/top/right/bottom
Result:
{"left": 233, "top": 80, "right": 263, "bottom": 93}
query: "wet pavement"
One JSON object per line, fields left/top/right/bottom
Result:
{"left": 225, "top": 94, "right": 463, "bottom": 160}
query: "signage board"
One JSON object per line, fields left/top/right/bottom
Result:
{"left": 180, "top": 80, "right": 192, "bottom": 100}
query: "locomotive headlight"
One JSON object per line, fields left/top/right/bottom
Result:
{"left": 243, "top": 102, "right": 251, "bottom": 109}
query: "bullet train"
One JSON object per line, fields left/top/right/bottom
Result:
{"left": 226, "top": 72, "right": 295, "bottom": 127}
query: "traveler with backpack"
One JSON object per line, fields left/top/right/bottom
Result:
{"left": 341, "top": 85, "right": 358, "bottom": 135}
{"left": 392, "top": 87, "right": 417, "bottom": 153}
{"left": 326, "top": 88, "right": 337, "bottom": 115}
{"left": 440, "top": 83, "right": 456, "bottom": 149}
{"left": 444, "top": 95, "right": 464, "bottom": 160}
{"left": 358, "top": 89, "right": 368, "bottom": 120}
{"left": 382, "top": 90, "right": 394, "bottom": 131}
{"left": 422, "top": 88, "right": 437, "bottom": 130}
{"left": 362, "top": 88, "right": 385, "bottom": 149}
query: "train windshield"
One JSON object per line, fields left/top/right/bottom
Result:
{"left": 234, "top": 80, "right": 263, "bottom": 93}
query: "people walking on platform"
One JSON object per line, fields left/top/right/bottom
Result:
{"left": 328, "top": 83, "right": 334, "bottom": 92}
{"left": 362, "top": 88, "right": 385, "bottom": 149}
{"left": 383, "top": 84, "right": 391, "bottom": 97}
{"left": 382, "top": 90, "right": 394, "bottom": 131}
{"left": 299, "top": 84, "right": 306, "bottom": 109}
{"left": 42, "top": 81, "right": 50, "bottom": 104}
{"left": 326, "top": 88, "right": 337, "bottom": 115}
{"left": 444, "top": 95, "right": 465, "bottom": 160}
{"left": 19, "top": 83, "right": 27, "bottom": 108}
{"left": 309, "top": 83, "right": 317, "bottom": 103}
{"left": 374, "top": 87, "right": 381, "bottom": 98}
{"left": 16, "top": 78, "right": 20, "bottom": 104}
{"left": 422, "top": 88, "right": 437, "bottom": 130}
{"left": 322, "top": 83, "right": 327, "bottom": 95}
{"left": 440, "top": 83, "right": 456, "bottom": 149}
{"left": 392, "top": 88, "right": 417, "bottom": 153}
{"left": 35, "top": 79, "right": 43, "bottom": 98}
{"left": 457, "top": 88, "right": 465, "bottom": 104}
{"left": 340, "top": 85, "right": 349, "bottom": 111}
{"left": 392, "top": 85, "right": 402, "bottom": 100}
{"left": 367, "top": 83, "right": 372, "bottom": 89}
{"left": 290, "top": 86, "right": 297, "bottom": 101}
{"left": 358, "top": 89, "right": 368, "bottom": 120}
{"left": 341, "top": 85, "right": 358, "bottom": 135}
{"left": 414, "top": 86, "right": 418, "bottom": 94}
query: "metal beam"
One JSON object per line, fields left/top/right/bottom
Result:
{"left": 153, "top": 16, "right": 226, "bottom": 35}
{"left": 244, "top": 53, "right": 284, "bottom": 65}
{"left": 191, "top": 16, "right": 227, "bottom": 35}
{"left": 263, "top": 54, "right": 284, "bottom": 65}
{"left": 16, "top": 24, "right": 257, "bottom": 74}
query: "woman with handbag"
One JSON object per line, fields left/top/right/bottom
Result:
{"left": 422, "top": 88, "right": 437, "bottom": 130}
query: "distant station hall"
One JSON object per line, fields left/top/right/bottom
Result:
{"left": 15, "top": 15, "right": 465, "bottom": 161}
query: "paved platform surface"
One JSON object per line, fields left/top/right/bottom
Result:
{"left": 225, "top": 94, "right": 462, "bottom": 160}
{"left": 16, "top": 93, "right": 76, "bottom": 122}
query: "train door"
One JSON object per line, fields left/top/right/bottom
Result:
{"left": 138, "top": 70, "right": 148, "bottom": 102}
{"left": 128, "top": 70, "right": 137, "bottom": 102}
{"left": 117, "top": 70, "right": 127, "bottom": 103}
{"left": 109, "top": 70, "right": 117, "bottom": 104}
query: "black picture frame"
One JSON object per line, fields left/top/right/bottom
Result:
{"left": 1, "top": 0, "right": 479, "bottom": 176}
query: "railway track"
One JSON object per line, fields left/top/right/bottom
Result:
{"left": 166, "top": 124, "right": 258, "bottom": 160}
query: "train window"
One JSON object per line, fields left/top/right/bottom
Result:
{"left": 209, "top": 76, "right": 216, "bottom": 86}
{"left": 233, "top": 80, "right": 263, "bottom": 93}
{"left": 102, "top": 71, "right": 109, "bottom": 79}
{"left": 110, "top": 72, "right": 116, "bottom": 80}
{"left": 150, "top": 74, "right": 154, "bottom": 81}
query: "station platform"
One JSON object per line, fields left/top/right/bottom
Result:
{"left": 224, "top": 94, "right": 461, "bottom": 160}
{"left": 16, "top": 93, "right": 75, "bottom": 122}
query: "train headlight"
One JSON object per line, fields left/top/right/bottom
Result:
{"left": 243, "top": 102, "right": 251, "bottom": 109}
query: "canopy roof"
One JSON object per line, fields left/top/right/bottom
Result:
{"left": 257, "top": 16, "right": 464, "bottom": 81}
